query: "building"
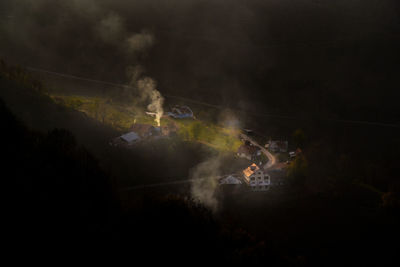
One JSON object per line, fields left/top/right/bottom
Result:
{"left": 268, "top": 140, "right": 288, "bottom": 153}
{"left": 219, "top": 175, "right": 242, "bottom": 185}
{"left": 237, "top": 143, "right": 261, "bottom": 160}
{"left": 120, "top": 132, "right": 140, "bottom": 143}
{"left": 167, "top": 105, "right": 194, "bottom": 119}
{"left": 110, "top": 131, "right": 140, "bottom": 147}
{"left": 242, "top": 163, "right": 270, "bottom": 191}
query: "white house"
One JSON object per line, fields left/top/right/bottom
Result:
{"left": 242, "top": 163, "right": 270, "bottom": 191}
{"left": 219, "top": 175, "right": 242, "bottom": 185}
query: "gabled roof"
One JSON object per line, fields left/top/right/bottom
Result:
{"left": 243, "top": 163, "right": 260, "bottom": 178}
{"left": 167, "top": 105, "right": 194, "bottom": 119}
{"left": 120, "top": 132, "right": 140, "bottom": 143}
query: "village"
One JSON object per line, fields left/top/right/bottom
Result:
{"left": 110, "top": 104, "right": 302, "bottom": 193}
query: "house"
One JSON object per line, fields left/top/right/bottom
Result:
{"left": 268, "top": 140, "right": 288, "bottom": 153}
{"left": 289, "top": 148, "right": 302, "bottom": 160}
{"left": 167, "top": 105, "right": 194, "bottom": 119}
{"left": 242, "top": 163, "right": 270, "bottom": 191}
{"left": 237, "top": 143, "right": 261, "bottom": 160}
{"left": 219, "top": 175, "right": 242, "bottom": 185}
{"left": 120, "top": 132, "right": 140, "bottom": 143}
{"left": 110, "top": 131, "right": 140, "bottom": 147}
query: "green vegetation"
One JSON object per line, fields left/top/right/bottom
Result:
{"left": 52, "top": 95, "right": 153, "bottom": 130}
{"left": 51, "top": 94, "right": 242, "bottom": 152}
{"left": 176, "top": 119, "right": 242, "bottom": 152}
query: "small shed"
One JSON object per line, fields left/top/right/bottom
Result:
{"left": 120, "top": 132, "right": 140, "bottom": 143}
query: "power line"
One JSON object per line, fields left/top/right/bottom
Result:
{"left": 26, "top": 66, "right": 293, "bottom": 119}
{"left": 26, "top": 66, "right": 400, "bottom": 129}
{"left": 120, "top": 174, "right": 231, "bottom": 192}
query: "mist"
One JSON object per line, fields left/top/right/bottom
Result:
{"left": 190, "top": 156, "right": 221, "bottom": 212}
{"left": 1, "top": 0, "right": 398, "bottom": 120}
{"left": 2, "top": 1, "right": 400, "bottom": 264}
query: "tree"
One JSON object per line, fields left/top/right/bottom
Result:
{"left": 293, "top": 128, "right": 306, "bottom": 148}
{"left": 287, "top": 154, "right": 308, "bottom": 186}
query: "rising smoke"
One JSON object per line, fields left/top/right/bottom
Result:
{"left": 96, "top": 7, "right": 164, "bottom": 125}
{"left": 95, "top": 9, "right": 163, "bottom": 126}
{"left": 126, "top": 66, "right": 164, "bottom": 127}
{"left": 137, "top": 77, "right": 164, "bottom": 126}
{"left": 96, "top": 12, "right": 125, "bottom": 45}
{"left": 123, "top": 30, "right": 164, "bottom": 126}
{"left": 190, "top": 156, "right": 221, "bottom": 212}
{"left": 126, "top": 32, "right": 155, "bottom": 56}
{"left": 189, "top": 111, "right": 243, "bottom": 211}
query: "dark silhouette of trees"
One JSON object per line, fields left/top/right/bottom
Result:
{"left": 1, "top": 97, "right": 282, "bottom": 264}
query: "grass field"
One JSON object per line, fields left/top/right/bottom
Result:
{"left": 51, "top": 94, "right": 242, "bottom": 152}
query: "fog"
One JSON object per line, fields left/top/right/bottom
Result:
{"left": 1, "top": 0, "right": 399, "bottom": 122}
{"left": 1, "top": 2, "right": 400, "bottom": 263}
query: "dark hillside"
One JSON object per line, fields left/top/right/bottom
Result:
{"left": 1, "top": 99, "right": 285, "bottom": 264}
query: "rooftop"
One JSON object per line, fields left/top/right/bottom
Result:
{"left": 120, "top": 132, "right": 140, "bottom": 143}
{"left": 243, "top": 163, "right": 260, "bottom": 178}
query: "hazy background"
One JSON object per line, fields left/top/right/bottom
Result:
{"left": 1, "top": 0, "right": 399, "bottom": 123}
{"left": 1, "top": 2, "right": 400, "bottom": 263}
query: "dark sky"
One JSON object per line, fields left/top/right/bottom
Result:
{"left": 1, "top": 0, "right": 399, "bottom": 119}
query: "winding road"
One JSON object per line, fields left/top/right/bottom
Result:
{"left": 121, "top": 134, "right": 275, "bottom": 192}
{"left": 240, "top": 134, "right": 276, "bottom": 170}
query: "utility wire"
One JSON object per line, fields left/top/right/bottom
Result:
{"left": 26, "top": 66, "right": 400, "bottom": 129}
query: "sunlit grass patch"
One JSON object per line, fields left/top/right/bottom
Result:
{"left": 51, "top": 94, "right": 242, "bottom": 152}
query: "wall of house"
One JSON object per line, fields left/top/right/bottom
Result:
{"left": 247, "top": 172, "right": 270, "bottom": 191}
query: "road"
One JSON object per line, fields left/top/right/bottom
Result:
{"left": 121, "top": 135, "right": 276, "bottom": 192}
{"left": 240, "top": 134, "right": 276, "bottom": 170}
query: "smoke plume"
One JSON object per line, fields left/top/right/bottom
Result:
{"left": 126, "top": 32, "right": 155, "bottom": 56}
{"left": 190, "top": 156, "right": 221, "bottom": 212}
{"left": 137, "top": 77, "right": 164, "bottom": 126}
{"left": 96, "top": 12, "right": 125, "bottom": 44}
{"left": 127, "top": 65, "right": 164, "bottom": 127}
